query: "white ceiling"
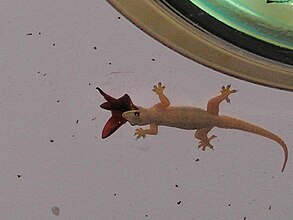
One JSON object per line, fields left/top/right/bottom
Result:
{"left": 0, "top": 1, "right": 292, "bottom": 219}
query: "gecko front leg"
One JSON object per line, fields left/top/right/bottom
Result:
{"left": 152, "top": 82, "right": 170, "bottom": 108}
{"left": 135, "top": 124, "right": 158, "bottom": 139}
{"left": 134, "top": 82, "right": 169, "bottom": 139}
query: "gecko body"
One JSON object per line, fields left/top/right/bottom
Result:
{"left": 125, "top": 106, "right": 218, "bottom": 129}
{"left": 121, "top": 83, "right": 288, "bottom": 172}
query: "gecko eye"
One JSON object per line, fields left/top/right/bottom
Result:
{"left": 134, "top": 112, "right": 140, "bottom": 117}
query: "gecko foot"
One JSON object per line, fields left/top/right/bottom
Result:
{"left": 220, "top": 85, "right": 238, "bottom": 103}
{"left": 197, "top": 135, "right": 217, "bottom": 151}
{"left": 152, "top": 82, "right": 165, "bottom": 95}
{"left": 134, "top": 128, "right": 146, "bottom": 139}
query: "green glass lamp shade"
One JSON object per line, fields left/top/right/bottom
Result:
{"left": 189, "top": 0, "right": 293, "bottom": 49}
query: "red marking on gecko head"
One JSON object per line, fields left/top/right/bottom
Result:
{"left": 97, "top": 87, "right": 138, "bottom": 139}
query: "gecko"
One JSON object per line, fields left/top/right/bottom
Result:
{"left": 119, "top": 83, "right": 288, "bottom": 172}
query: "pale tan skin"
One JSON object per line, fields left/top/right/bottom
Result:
{"left": 122, "top": 83, "right": 288, "bottom": 172}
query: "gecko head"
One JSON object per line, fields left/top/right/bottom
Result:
{"left": 122, "top": 107, "right": 149, "bottom": 126}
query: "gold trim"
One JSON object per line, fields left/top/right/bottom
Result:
{"left": 107, "top": 0, "right": 293, "bottom": 91}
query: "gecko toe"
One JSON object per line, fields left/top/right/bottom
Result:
{"left": 152, "top": 82, "right": 165, "bottom": 94}
{"left": 197, "top": 135, "right": 217, "bottom": 151}
{"left": 220, "top": 85, "right": 237, "bottom": 103}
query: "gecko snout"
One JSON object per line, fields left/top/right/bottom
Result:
{"left": 122, "top": 111, "right": 134, "bottom": 124}
{"left": 122, "top": 112, "right": 129, "bottom": 120}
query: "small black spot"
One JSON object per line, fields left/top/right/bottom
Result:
{"left": 94, "top": 46, "right": 97, "bottom": 50}
{"left": 269, "top": 205, "right": 271, "bottom": 210}
{"left": 51, "top": 206, "right": 60, "bottom": 216}
{"left": 118, "top": 16, "right": 121, "bottom": 19}
{"left": 175, "top": 184, "right": 178, "bottom": 188}
{"left": 114, "top": 193, "right": 117, "bottom": 196}
{"left": 195, "top": 158, "right": 200, "bottom": 162}
{"left": 52, "top": 43, "right": 56, "bottom": 46}
{"left": 26, "top": 33, "right": 32, "bottom": 36}
{"left": 43, "top": 73, "right": 47, "bottom": 76}
{"left": 177, "top": 201, "right": 181, "bottom": 205}
{"left": 38, "top": 32, "right": 41, "bottom": 35}
{"left": 72, "top": 134, "right": 75, "bottom": 138}
{"left": 243, "top": 217, "right": 246, "bottom": 220}
{"left": 228, "top": 204, "right": 231, "bottom": 207}
{"left": 88, "top": 83, "right": 91, "bottom": 86}
{"left": 57, "top": 100, "right": 60, "bottom": 103}
{"left": 108, "top": 62, "right": 112, "bottom": 65}
{"left": 50, "top": 139, "right": 54, "bottom": 143}
{"left": 76, "top": 120, "right": 79, "bottom": 124}
{"left": 17, "top": 174, "right": 21, "bottom": 178}
{"left": 37, "top": 71, "right": 41, "bottom": 74}
{"left": 145, "top": 214, "right": 148, "bottom": 217}
{"left": 151, "top": 58, "right": 155, "bottom": 61}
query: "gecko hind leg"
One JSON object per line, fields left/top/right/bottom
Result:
{"left": 207, "top": 85, "right": 237, "bottom": 115}
{"left": 195, "top": 127, "right": 217, "bottom": 151}
{"left": 195, "top": 85, "right": 236, "bottom": 150}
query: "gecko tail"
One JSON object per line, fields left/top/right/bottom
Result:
{"left": 217, "top": 115, "right": 288, "bottom": 172}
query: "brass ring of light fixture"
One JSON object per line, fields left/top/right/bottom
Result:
{"left": 107, "top": 0, "right": 293, "bottom": 91}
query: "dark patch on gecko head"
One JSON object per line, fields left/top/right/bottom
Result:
{"left": 97, "top": 87, "right": 138, "bottom": 138}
